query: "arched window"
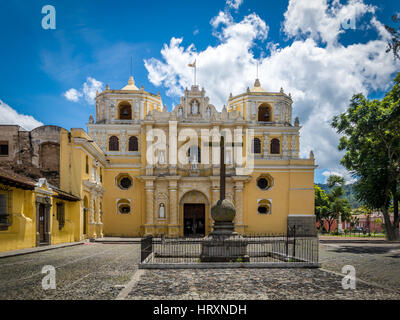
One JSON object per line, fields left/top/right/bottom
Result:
{"left": 119, "top": 102, "right": 132, "bottom": 120}
{"left": 129, "top": 136, "right": 139, "bottom": 152}
{"left": 270, "top": 139, "right": 280, "bottom": 154}
{"left": 109, "top": 136, "right": 119, "bottom": 151}
{"left": 188, "top": 145, "right": 201, "bottom": 164}
{"left": 258, "top": 104, "right": 271, "bottom": 122}
{"left": 252, "top": 138, "right": 261, "bottom": 154}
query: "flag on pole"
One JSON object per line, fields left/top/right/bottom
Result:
{"left": 188, "top": 60, "right": 196, "bottom": 68}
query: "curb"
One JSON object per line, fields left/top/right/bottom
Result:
{"left": 0, "top": 241, "right": 87, "bottom": 259}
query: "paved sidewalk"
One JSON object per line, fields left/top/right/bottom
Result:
{"left": 94, "top": 237, "right": 142, "bottom": 243}
{"left": 0, "top": 241, "right": 87, "bottom": 259}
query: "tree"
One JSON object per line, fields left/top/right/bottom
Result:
{"left": 314, "top": 176, "right": 351, "bottom": 233}
{"left": 326, "top": 175, "right": 352, "bottom": 233}
{"left": 314, "top": 185, "right": 330, "bottom": 231}
{"left": 331, "top": 74, "right": 400, "bottom": 240}
{"left": 385, "top": 14, "right": 400, "bottom": 60}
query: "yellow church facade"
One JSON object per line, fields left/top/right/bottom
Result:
{"left": 88, "top": 76, "right": 317, "bottom": 238}
{"left": 0, "top": 75, "right": 316, "bottom": 252}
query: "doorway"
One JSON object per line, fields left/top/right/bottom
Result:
{"left": 38, "top": 203, "right": 48, "bottom": 244}
{"left": 184, "top": 204, "right": 205, "bottom": 237}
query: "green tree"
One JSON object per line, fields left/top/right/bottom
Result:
{"left": 326, "top": 175, "right": 352, "bottom": 233}
{"left": 314, "top": 176, "right": 351, "bottom": 233}
{"left": 314, "top": 185, "right": 330, "bottom": 231}
{"left": 332, "top": 74, "right": 400, "bottom": 240}
{"left": 385, "top": 14, "right": 400, "bottom": 60}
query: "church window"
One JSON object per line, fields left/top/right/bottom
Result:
{"left": 109, "top": 136, "right": 119, "bottom": 151}
{"left": 258, "top": 104, "right": 272, "bottom": 122}
{"left": 129, "top": 136, "right": 139, "bottom": 152}
{"left": 257, "top": 178, "right": 269, "bottom": 190}
{"left": 117, "top": 199, "right": 131, "bottom": 215}
{"left": 257, "top": 174, "right": 274, "bottom": 191}
{"left": 119, "top": 102, "right": 132, "bottom": 120}
{"left": 116, "top": 174, "right": 133, "bottom": 190}
{"left": 258, "top": 199, "right": 272, "bottom": 215}
{"left": 270, "top": 139, "right": 280, "bottom": 154}
{"left": 252, "top": 138, "right": 261, "bottom": 154}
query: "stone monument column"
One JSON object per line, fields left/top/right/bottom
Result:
{"left": 168, "top": 178, "right": 180, "bottom": 237}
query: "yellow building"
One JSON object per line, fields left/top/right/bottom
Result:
{"left": 0, "top": 75, "right": 317, "bottom": 252}
{"left": 0, "top": 126, "right": 106, "bottom": 252}
{"left": 87, "top": 76, "right": 317, "bottom": 237}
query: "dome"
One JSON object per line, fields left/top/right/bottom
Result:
{"left": 121, "top": 76, "right": 139, "bottom": 91}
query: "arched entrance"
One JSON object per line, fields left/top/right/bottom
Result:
{"left": 180, "top": 190, "right": 209, "bottom": 237}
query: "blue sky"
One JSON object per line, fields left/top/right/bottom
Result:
{"left": 0, "top": 0, "right": 399, "bottom": 183}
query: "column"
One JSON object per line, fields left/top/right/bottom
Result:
{"left": 263, "top": 133, "right": 269, "bottom": 159}
{"left": 168, "top": 178, "right": 179, "bottom": 237}
{"left": 88, "top": 194, "right": 97, "bottom": 238}
{"left": 144, "top": 179, "right": 155, "bottom": 235}
{"left": 234, "top": 180, "right": 245, "bottom": 234}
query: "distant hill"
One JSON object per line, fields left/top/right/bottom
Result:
{"left": 316, "top": 183, "right": 362, "bottom": 209}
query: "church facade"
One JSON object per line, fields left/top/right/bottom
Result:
{"left": 87, "top": 76, "right": 317, "bottom": 237}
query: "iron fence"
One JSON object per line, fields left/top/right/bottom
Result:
{"left": 140, "top": 234, "right": 153, "bottom": 262}
{"left": 141, "top": 232, "right": 319, "bottom": 265}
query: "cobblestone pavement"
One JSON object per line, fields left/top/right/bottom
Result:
{"left": 126, "top": 268, "right": 400, "bottom": 300}
{"left": 319, "top": 242, "right": 400, "bottom": 293}
{"left": 1, "top": 241, "right": 400, "bottom": 300}
{"left": 0, "top": 243, "right": 140, "bottom": 300}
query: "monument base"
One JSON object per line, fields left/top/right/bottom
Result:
{"left": 200, "top": 221, "right": 249, "bottom": 263}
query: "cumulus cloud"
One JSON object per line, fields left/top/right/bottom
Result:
{"left": 226, "top": 0, "right": 243, "bottom": 10}
{"left": 144, "top": 0, "right": 399, "bottom": 175}
{"left": 63, "top": 77, "right": 103, "bottom": 105}
{"left": 0, "top": 100, "right": 43, "bottom": 131}
{"left": 64, "top": 88, "right": 82, "bottom": 102}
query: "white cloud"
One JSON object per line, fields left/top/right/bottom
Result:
{"left": 64, "top": 88, "right": 82, "bottom": 102}
{"left": 63, "top": 77, "right": 104, "bottom": 105}
{"left": 144, "top": 0, "right": 399, "bottom": 173}
{"left": 226, "top": 0, "right": 243, "bottom": 10}
{"left": 0, "top": 100, "right": 43, "bottom": 131}
{"left": 322, "top": 168, "right": 358, "bottom": 185}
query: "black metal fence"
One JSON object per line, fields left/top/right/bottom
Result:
{"left": 140, "top": 232, "right": 319, "bottom": 265}
{"left": 140, "top": 234, "right": 153, "bottom": 262}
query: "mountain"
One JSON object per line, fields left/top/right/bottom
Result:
{"left": 316, "top": 183, "right": 362, "bottom": 209}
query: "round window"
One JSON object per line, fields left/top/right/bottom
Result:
{"left": 257, "top": 178, "right": 269, "bottom": 190}
{"left": 119, "top": 177, "right": 132, "bottom": 189}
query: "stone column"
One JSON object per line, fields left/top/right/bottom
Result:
{"left": 168, "top": 178, "right": 179, "bottom": 237}
{"left": 263, "top": 133, "right": 269, "bottom": 159}
{"left": 234, "top": 179, "right": 245, "bottom": 234}
{"left": 140, "top": 100, "right": 144, "bottom": 120}
{"left": 144, "top": 179, "right": 155, "bottom": 235}
{"left": 97, "top": 195, "right": 103, "bottom": 238}
{"left": 88, "top": 195, "right": 97, "bottom": 238}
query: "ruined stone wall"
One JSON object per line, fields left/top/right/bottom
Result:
{"left": 0, "top": 125, "right": 62, "bottom": 187}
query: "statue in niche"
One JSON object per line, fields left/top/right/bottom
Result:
{"left": 158, "top": 149, "right": 166, "bottom": 164}
{"left": 159, "top": 203, "right": 165, "bottom": 219}
{"left": 206, "top": 107, "right": 211, "bottom": 118}
{"left": 192, "top": 100, "right": 199, "bottom": 114}
{"left": 178, "top": 107, "right": 183, "bottom": 117}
